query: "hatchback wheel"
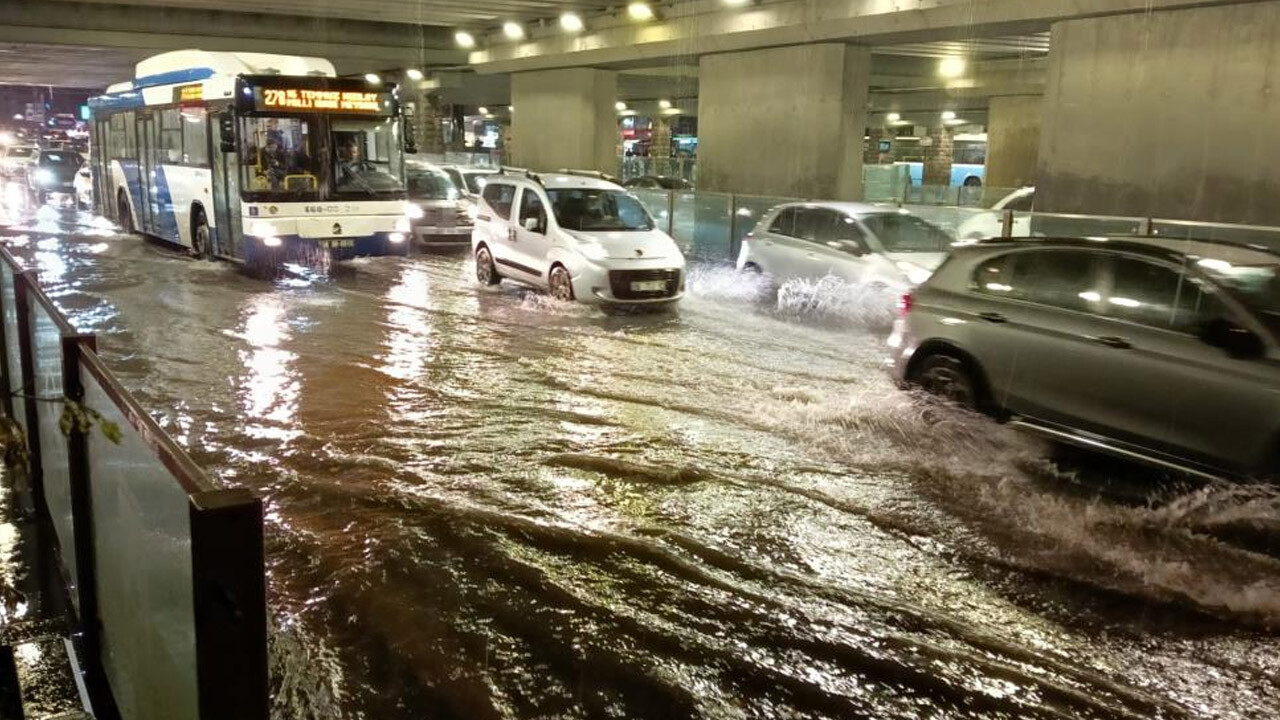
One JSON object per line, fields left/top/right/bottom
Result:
{"left": 914, "top": 355, "right": 978, "bottom": 410}
{"left": 475, "top": 246, "right": 501, "bottom": 286}
{"left": 549, "top": 265, "right": 574, "bottom": 301}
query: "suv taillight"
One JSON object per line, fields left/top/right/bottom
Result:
{"left": 897, "top": 292, "right": 913, "bottom": 316}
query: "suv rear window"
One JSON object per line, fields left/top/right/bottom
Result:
{"left": 973, "top": 250, "right": 1102, "bottom": 313}
{"left": 481, "top": 183, "right": 516, "bottom": 220}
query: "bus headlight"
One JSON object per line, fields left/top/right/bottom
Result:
{"left": 403, "top": 203, "right": 424, "bottom": 220}
{"left": 262, "top": 236, "right": 282, "bottom": 248}
{"left": 394, "top": 217, "right": 411, "bottom": 232}
{"left": 389, "top": 232, "right": 406, "bottom": 243}
{"left": 249, "top": 220, "right": 277, "bottom": 237}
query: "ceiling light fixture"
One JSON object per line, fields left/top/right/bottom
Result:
{"left": 938, "top": 56, "right": 966, "bottom": 79}
{"left": 364, "top": 73, "right": 381, "bottom": 84}
{"left": 658, "top": 99, "right": 672, "bottom": 109}
{"left": 886, "top": 112, "right": 901, "bottom": 122}
{"left": 502, "top": 22, "right": 525, "bottom": 40}
{"left": 405, "top": 68, "right": 424, "bottom": 81}
{"left": 627, "top": 2, "right": 655, "bottom": 21}
{"left": 615, "top": 101, "right": 628, "bottom": 111}
{"left": 478, "top": 106, "right": 490, "bottom": 115}
{"left": 560, "top": 12, "right": 585, "bottom": 32}
{"left": 455, "top": 31, "right": 476, "bottom": 48}
{"left": 941, "top": 110, "right": 957, "bottom": 121}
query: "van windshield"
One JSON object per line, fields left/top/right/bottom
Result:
{"left": 546, "top": 188, "right": 654, "bottom": 231}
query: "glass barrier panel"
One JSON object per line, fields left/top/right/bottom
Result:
{"left": 82, "top": 362, "right": 199, "bottom": 720}
{"left": 893, "top": 204, "right": 996, "bottom": 240}
{"left": 1, "top": 264, "right": 23, "bottom": 435}
{"left": 673, "top": 192, "right": 733, "bottom": 262}
{"left": 629, "top": 189, "right": 673, "bottom": 235}
{"left": 28, "top": 297, "right": 76, "bottom": 607}
{"left": 1152, "top": 220, "right": 1280, "bottom": 254}
{"left": 862, "top": 165, "right": 909, "bottom": 203}
{"left": 730, "top": 195, "right": 792, "bottom": 259}
{"left": 1029, "top": 213, "right": 1147, "bottom": 238}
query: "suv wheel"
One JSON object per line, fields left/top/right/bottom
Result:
{"left": 914, "top": 354, "right": 978, "bottom": 410}
{"left": 475, "top": 246, "right": 501, "bottom": 286}
{"left": 549, "top": 265, "right": 574, "bottom": 301}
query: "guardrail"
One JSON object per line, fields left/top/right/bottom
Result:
{"left": 0, "top": 246, "right": 267, "bottom": 720}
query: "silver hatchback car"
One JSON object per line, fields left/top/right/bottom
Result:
{"left": 889, "top": 236, "right": 1280, "bottom": 479}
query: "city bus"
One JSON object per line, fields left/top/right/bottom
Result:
{"left": 88, "top": 50, "right": 416, "bottom": 272}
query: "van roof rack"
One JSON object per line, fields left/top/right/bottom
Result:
{"left": 554, "top": 168, "right": 618, "bottom": 183}
{"left": 497, "top": 165, "right": 542, "bottom": 184}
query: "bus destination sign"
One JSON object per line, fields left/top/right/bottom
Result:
{"left": 258, "top": 88, "right": 390, "bottom": 114}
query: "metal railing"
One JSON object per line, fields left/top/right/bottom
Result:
{"left": 0, "top": 246, "right": 267, "bottom": 720}
{"left": 617, "top": 156, "right": 698, "bottom": 184}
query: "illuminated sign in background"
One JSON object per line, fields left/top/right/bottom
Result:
{"left": 258, "top": 88, "right": 390, "bottom": 114}
{"left": 175, "top": 84, "right": 203, "bottom": 104}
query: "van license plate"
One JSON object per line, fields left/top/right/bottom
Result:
{"left": 321, "top": 239, "right": 355, "bottom": 249}
{"left": 630, "top": 280, "right": 666, "bottom": 292}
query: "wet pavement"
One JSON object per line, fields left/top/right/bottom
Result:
{"left": 3, "top": 200, "right": 1280, "bottom": 719}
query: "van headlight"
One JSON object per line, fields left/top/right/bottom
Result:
{"left": 403, "top": 203, "right": 424, "bottom": 220}
{"left": 895, "top": 261, "right": 933, "bottom": 285}
{"left": 34, "top": 168, "right": 54, "bottom": 185}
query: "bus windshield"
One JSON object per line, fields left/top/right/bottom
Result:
{"left": 240, "top": 116, "right": 322, "bottom": 197}
{"left": 332, "top": 119, "right": 404, "bottom": 196}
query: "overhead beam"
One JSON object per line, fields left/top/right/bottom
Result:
{"left": 469, "top": 0, "right": 1272, "bottom": 73}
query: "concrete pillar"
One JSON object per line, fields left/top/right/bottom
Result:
{"left": 1037, "top": 3, "right": 1280, "bottom": 225}
{"left": 652, "top": 117, "right": 672, "bottom": 158}
{"left": 510, "top": 68, "right": 617, "bottom": 172}
{"left": 697, "top": 44, "right": 870, "bottom": 199}
{"left": 922, "top": 124, "right": 953, "bottom": 186}
{"left": 985, "top": 95, "right": 1041, "bottom": 189}
{"left": 405, "top": 91, "right": 446, "bottom": 156}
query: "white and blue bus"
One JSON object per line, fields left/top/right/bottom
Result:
{"left": 88, "top": 50, "right": 415, "bottom": 270}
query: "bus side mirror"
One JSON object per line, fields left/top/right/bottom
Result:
{"left": 218, "top": 112, "right": 235, "bottom": 153}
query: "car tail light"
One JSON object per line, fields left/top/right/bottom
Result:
{"left": 897, "top": 292, "right": 913, "bottom": 316}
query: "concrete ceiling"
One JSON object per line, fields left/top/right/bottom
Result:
{"left": 74, "top": 0, "right": 620, "bottom": 27}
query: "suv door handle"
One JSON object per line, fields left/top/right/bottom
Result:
{"left": 1093, "top": 335, "right": 1131, "bottom": 349}
{"left": 977, "top": 312, "right": 1007, "bottom": 323}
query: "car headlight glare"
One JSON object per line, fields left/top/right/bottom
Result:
{"left": 262, "top": 235, "right": 282, "bottom": 248}
{"left": 389, "top": 232, "right": 406, "bottom": 243}
{"left": 34, "top": 168, "right": 54, "bottom": 185}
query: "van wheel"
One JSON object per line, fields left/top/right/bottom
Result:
{"left": 475, "top": 245, "right": 500, "bottom": 286}
{"left": 549, "top": 265, "right": 574, "bottom": 301}
{"left": 191, "top": 208, "right": 210, "bottom": 258}
{"left": 117, "top": 191, "right": 133, "bottom": 233}
{"left": 912, "top": 354, "right": 978, "bottom": 410}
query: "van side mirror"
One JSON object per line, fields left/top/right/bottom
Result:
{"left": 522, "top": 216, "right": 543, "bottom": 234}
{"left": 217, "top": 111, "right": 235, "bottom": 153}
{"left": 1198, "top": 317, "right": 1264, "bottom": 359}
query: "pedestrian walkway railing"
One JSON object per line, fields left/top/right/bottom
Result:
{"left": 0, "top": 245, "right": 267, "bottom": 720}
{"left": 624, "top": 186, "right": 1280, "bottom": 263}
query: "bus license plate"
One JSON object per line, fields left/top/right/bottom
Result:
{"left": 630, "top": 280, "right": 666, "bottom": 292}
{"left": 321, "top": 239, "right": 355, "bottom": 249}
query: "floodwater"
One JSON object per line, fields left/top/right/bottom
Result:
{"left": 5, "top": 200, "right": 1280, "bottom": 719}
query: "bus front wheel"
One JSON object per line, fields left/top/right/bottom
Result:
{"left": 117, "top": 191, "right": 134, "bottom": 234}
{"left": 191, "top": 207, "right": 210, "bottom": 259}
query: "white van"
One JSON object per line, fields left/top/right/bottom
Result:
{"left": 471, "top": 171, "right": 686, "bottom": 305}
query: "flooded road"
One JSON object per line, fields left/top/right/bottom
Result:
{"left": 5, "top": 203, "right": 1280, "bottom": 719}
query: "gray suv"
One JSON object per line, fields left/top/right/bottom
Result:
{"left": 889, "top": 236, "right": 1280, "bottom": 479}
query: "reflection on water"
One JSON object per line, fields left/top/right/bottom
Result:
{"left": 3, "top": 203, "right": 1279, "bottom": 720}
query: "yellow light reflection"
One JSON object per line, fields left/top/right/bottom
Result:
{"left": 232, "top": 295, "right": 300, "bottom": 444}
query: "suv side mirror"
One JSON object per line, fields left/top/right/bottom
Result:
{"left": 217, "top": 111, "right": 235, "bottom": 154}
{"left": 1198, "top": 317, "right": 1264, "bottom": 359}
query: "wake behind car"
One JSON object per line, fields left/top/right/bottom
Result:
{"left": 471, "top": 170, "right": 685, "bottom": 306}
{"left": 890, "top": 235, "right": 1280, "bottom": 479}
{"left": 737, "top": 202, "right": 954, "bottom": 291}
{"left": 405, "top": 158, "right": 474, "bottom": 247}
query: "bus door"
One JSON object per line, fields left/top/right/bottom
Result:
{"left": 210, "top": 113, "right": 242, "bottom": 258}
{"left": 135, "top": 112, "right": 156, "bottom": 232}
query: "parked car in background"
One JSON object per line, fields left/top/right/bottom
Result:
{"left": 405, "top": 158, "right": 474, "bottom": 247}
{"left": 622, "top": 175, "right": 694, "bottom": 191}
{"left": 26, "top": 148, "right": 82, "bottom": 204}
{"left": 441, "top": 165, "right": 496, "bottom": 200}
{"left": 955, "top": 187, "right": 1035, "bottom": 241}
{"left": 1, "top": 145, "right": 37, "bottom": 179}
{"left": 890, "top": 236, "right": 1280, "bottom": 479}
{"left": 472, "top": 170, "right": 685, "bottom": 306}
{"left": 737, "top": 202, "right": 954, "bottom": 291}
